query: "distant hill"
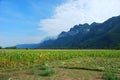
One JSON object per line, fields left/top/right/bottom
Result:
{"left": 16, "top": 15, "right": 120, "bottom": 49}
{"left": 16, "top": 44, "right": 39, "bottom": 49}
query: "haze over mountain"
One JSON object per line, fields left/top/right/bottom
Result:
{"left": 16, "top": 15, "right": 120, "bottom": 49}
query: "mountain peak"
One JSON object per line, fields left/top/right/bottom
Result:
{"left": 58, "top": 23, "right": 90, "bottom": 38}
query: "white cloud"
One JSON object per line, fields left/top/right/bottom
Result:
{"left": 39, "top": 0, "right": 120, "bottom": 37}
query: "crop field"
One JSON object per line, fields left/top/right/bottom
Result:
{"left": 0, "top": 49, "right": 120, "bottom": 80}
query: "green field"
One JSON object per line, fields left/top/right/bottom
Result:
{"left": 0, "top": 49, "right": 120, "bottom": 80}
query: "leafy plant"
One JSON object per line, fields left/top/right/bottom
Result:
{"left": 103, "top": 71, "right": 119, "bottom": 80}
{"left": 39, "top": 68, "right": 55, "bottom": 76}
{"left": 0, "top": 74, "right": 10, "bottom": 80}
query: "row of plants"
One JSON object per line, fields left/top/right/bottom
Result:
{"left": 0, "top": 49, "right": 120, "bottom": 69}
{"left": 0, "top": 49, "right": 120, "bottom": 80}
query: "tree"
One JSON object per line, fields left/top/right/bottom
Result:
{"left": 0, "top": 46, "right": 2, "bottom": 49}
{"left": 5, "top": 46, "right": 16, "bottom": 49}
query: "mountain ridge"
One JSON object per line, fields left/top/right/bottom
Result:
{"left": 16, "top": 15, "right": 120, "bottom": 49}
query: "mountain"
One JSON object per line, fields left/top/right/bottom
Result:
{"left": 16, "top": 15, "right": 120, "bottom": 49}
{"left": 16, "top": 44, "right": 39, "bottom": 49}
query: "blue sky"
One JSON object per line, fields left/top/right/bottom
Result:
{"left": 0, "top": 0, "right": 64, "bottom": 47}
{"left": 0, "top": 0, "right": 120, "bottom": 47}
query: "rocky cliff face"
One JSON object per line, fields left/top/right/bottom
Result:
{"left": 58, "top": 23, "right": 90, "bottom": 38}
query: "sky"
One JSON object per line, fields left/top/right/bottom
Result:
{"left": 0, "top": 0, "right": 120, "bottom": 47}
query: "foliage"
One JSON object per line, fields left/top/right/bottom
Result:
{"left": 4, "top": 46, "right": 16, "bottom": 49}
{"left": 39, "top": 68, "right": 55, "bottom": 76}
{"left": 0, "top": 49, "right": 120, "bottom": 70}
{"left": 103, "top": 71, "right": 119, "bottom": 80}
{"left": 0, "top": 49, "right": 120, "bottom": 79}
{"left": 0, "top": 74, "right": 10, "bottom": 80}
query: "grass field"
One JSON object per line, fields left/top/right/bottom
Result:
{"left": 0, "top": 49, "right": 120, "bottom": 80}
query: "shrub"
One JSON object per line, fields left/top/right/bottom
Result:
{"left": 39, "top": 68, "right": 55, "bottom": 76}
{"left": 103, "top": 71, "right": 119, "bottom": 80}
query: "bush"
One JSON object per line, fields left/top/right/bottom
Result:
{"left": 103, "top": 71, "right": 119, "bottom": 80}
{"left": 0, "top": 74, "right": 10, "bottom": 80}
{"left": 0, "top": 46, "right": 2, "bottom": 49}
{"left": 39, "top": 68, "right": 55, "bottom": 76}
